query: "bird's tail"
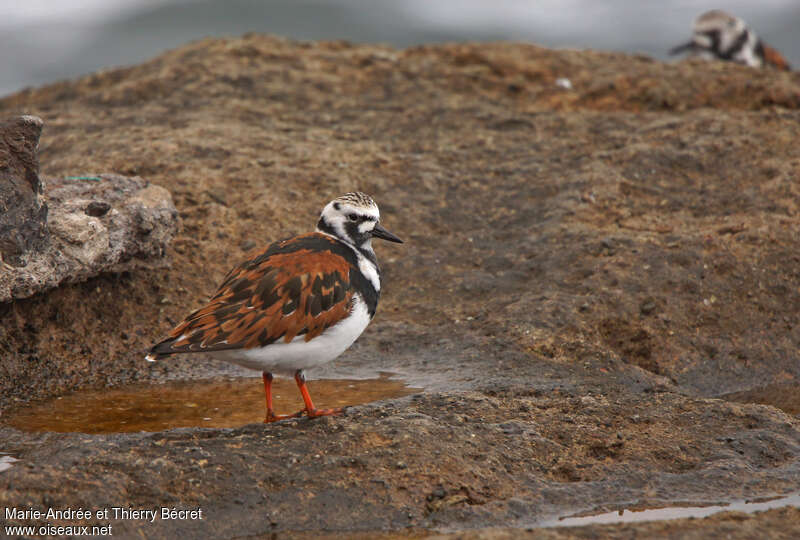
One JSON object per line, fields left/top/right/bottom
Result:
{"left": 762, "top": 44, "right": 791, "bottom": 71}
{"left": 145, "top": 338, "right": 176, "bottom": 362}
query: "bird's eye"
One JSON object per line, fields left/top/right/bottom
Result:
{"left": 347, "top": 213, "right": 359, "bottom": 222}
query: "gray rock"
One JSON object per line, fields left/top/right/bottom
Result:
{"left": 0, "top": 171, "right": 179, "bottom": 302}
{"left": 0, "top": 115, "right": 47, "bottom": 267}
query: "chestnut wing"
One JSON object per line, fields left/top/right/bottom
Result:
{"left": 150, "top": 237, "right": 354, "bottom": 355}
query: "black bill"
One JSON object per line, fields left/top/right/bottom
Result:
{"left": 372, "top": 223, "right": 403, "bottom": 243}
{"left": 669, "top": 41, "right": 696, "bottom": 56}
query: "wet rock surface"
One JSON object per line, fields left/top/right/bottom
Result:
{"left": 426, "top": 506, "right": 800, "bottom": 540}
{"left": 1, "top": 37, "right": 799, "bottom": 538}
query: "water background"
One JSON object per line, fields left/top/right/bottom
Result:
{"left": 2, "top": 0, "right": 799, "bottom": 97}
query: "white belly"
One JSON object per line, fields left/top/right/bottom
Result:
{"left": 211, "top": 295, "right": 372, "bottom": 375}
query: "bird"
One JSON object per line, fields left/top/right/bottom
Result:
{"left": 670, "top": 10, "right": 791, "bottom": 71}
{"left": 146, "top": 192, "right": 402, "bottom": 422}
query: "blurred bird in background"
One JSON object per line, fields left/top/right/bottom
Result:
{"left": 670, "top": 10, "right": 791, "bottom": 70}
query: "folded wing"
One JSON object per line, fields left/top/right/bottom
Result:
{"left": 149, "top": 234, "right": 354, "bottom": 355}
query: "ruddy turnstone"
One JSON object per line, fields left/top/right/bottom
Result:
{"left": 670, "top": 10, "right": 790, "bottom": 70}
{"left": 146, "top": 192, "right": 402, "bottom": 422}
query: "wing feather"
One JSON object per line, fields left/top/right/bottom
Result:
{"left": 149, "top": 233, "right": 356, "bottom": 355}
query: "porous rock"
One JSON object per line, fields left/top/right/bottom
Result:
{"left": 0, "top": 173, "right": 178, "bottom": 302}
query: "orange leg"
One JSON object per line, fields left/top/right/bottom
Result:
{"left": 262, "top": 372, "right": 303, "bottom": 423}
{"left": 294, "top": 370, "right": 345, "bottom": 418}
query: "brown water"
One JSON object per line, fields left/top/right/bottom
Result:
{"left": 539, "top": 493, "right": 800, "bottom": 528}
{"left": 722, "top": 382, "right": 800, "bottom": 416}
{"left": 3, "top": 374, "right": 418, "bottom": 434}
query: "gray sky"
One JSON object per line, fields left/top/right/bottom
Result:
{"left": 1, "top": 0, "right": 798, "bottom": 97}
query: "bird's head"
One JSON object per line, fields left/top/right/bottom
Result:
{"left": 317, "top": 192, "right": 403, "bottom": 249}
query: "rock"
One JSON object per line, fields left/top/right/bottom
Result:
{"left": 1, "top": 36, "right": 800, "bottom": 538}
{"left": 0, "top": 115, "right": 178, "bottom": 303}
{"left": 0, "top": 173, "right": 179, "bottom": 302}
{"left": 639, "top": 297, "right": 657, "bottom": 316}
{"left": 0, "top": 115, "right": 47, "bottom": 267}
{"left": 85, "top": 201, "right": 111, "bottom": 217}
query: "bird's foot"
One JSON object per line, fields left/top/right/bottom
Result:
{"left": 304, "top": 406, "right": 346, "bottom": 419}
{"left": 264, "top": 409, "right": 304, "bottom": 423}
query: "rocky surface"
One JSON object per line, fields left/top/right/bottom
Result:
{"left": 1, "top": 36, "right": 800, "bottom": 538}
{"left": 0, "top": 115, "right": 47, "bottom": 267}
{"left": 1, "top": 172, "right": 179, "bottom": 303}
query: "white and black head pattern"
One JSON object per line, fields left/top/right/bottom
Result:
{"left": 317, "top": 192, "right": 402, "bottom": 254}
{"left": 316, "top": 192, "right": 402, "bottom": 296}
{"left": 318, "top": 192, "right": 380, "bottom": 248}
{"left": 670, "top": 10, "right": 791, "bottom": 71}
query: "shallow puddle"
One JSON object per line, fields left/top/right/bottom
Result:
{"left": 721, "top": 382, "right": 800, "bottom": 416}
{"left": 540, "top": 493, "right": 800, "bottom": 528}
{"left": 3, "top": 373, "right": 418, "bottom": 434}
